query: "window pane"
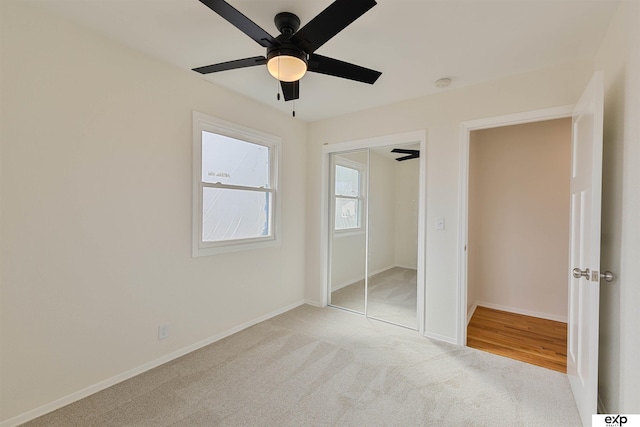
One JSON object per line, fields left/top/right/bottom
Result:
{"left": 202, "top": 187, "right": 271, "bottom": 242}
{"left": 335, "top": 197, "right": 360, "bottom": 230}
{"left": 335, "top": 165, "right": 360, "bottom": 197}
{"left": 202, "top": 131, "right": 270, "bottom": 188}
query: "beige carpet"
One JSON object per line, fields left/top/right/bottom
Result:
{"left": 22, "top": 305, "right": 581, "bottom": 426}
{"left": 331, "top": 267, "right": 417, "bottom": 328}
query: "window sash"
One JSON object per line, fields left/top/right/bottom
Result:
{"left": 201, "top": 186, "right": 274, "bottom": 247}
{"left": 334, "top": 196, "right": 363, "bottom": 231}
{"left": 193, "top": 111, "right": 281, "bottom": 257}
{"left": 332, "top": 161, "right": 365, "bottom": 233}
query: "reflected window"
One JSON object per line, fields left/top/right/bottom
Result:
{"left": 334, "top": 162, "right": 365, "bottom": 231}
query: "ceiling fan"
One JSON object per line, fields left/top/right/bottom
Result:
{"left": 391, "top": 148, "right": 419, "bottom": 161}
{"left": 192, "top": 0, "right": 382, "bottom": 103}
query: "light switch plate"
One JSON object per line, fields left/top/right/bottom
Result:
{"left": 435, "top": 218, "right": 445, "bottom": 230}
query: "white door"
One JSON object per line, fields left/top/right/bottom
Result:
{"left": 567, "top": 71, "right": 604, "bottom": 427}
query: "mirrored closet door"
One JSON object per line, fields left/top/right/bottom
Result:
{"left": 328, "top": 150, "right": 368, "bottom": 314}
{"left": 328, "top": 143, "right": 420, "bottom": 330}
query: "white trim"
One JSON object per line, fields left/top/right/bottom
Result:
{"left": 597, "top": 394, "right": 607, "bottom": 415}
{"left": 368, "top": 264, "right": 399, "bottom": 278}
{"left": 467, "top": 301, "right": 478, "bottom": 326}
{"left": 363, "top": 148, "right": 371, "bottom": 316}
{"left": 416, "top": 133, "right": 427, "bottom": 336}
{"left": 423, "top": 330, "right": 458, "bottom": 345}
{"left": 191, "top": 111, "right": 282, "bottom": 257}
{"left": 321, "top": 130, "right": 427, "bottom": 335}
{"left": 475, "top": 301, "right": 568, "bottom": 324}
{"left": 303, "top": 299, "right": 323, "bottom": 308}
{"left": 1, "top": 301, "right": 307, "bottom": 427}
{"left": 456, "top": 105, "right": 574, "bottom": 346}
{"left": 331, "top": 265, "right": 417, "bottom": 293}
{"left": 333, "top": 229, "right": 365, "bottom": 238}
{"left": 461, "top": 105, "right": 575, "bottom": 131}
{"left": 322, "top": 130, "right": 427, "bottom": 154}
{"left": 331, "top": 275, "right": 364, "bottom": 292}
{"left": 319, "top": 144, "right": 329, "bottom": 308}
{"left": 395, "top": 263, "right": 418, "bottom": 270}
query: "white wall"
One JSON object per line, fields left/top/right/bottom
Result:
{"left": 368, "top": 150, "right": 396, "bottom": 274}
{"left": 0, "top": 1, "right": 307, "bottom": 423}
{"left": 394, "top": 158, "right": 419, "bottom": 269}
{"left": 468, "top": 119, "right": 571, "bottom": 321}
{"left": 306, "top": 59, "right": 595, "bottom": 340}
{"left": 330, "top": 233, "right": 366, "bottom": 290}
{"left": 595, "top": 0, "right": 640, "bottom": 414}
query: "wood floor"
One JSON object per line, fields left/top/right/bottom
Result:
{"left": 467, "top": 306, "right": 567, "bottom": 373}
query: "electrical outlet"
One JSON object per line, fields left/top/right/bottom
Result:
{"left": 158, "top": 323, "right": 169, "bottom": 340}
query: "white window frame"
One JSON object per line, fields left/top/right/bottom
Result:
{"left": 192, "top": 111, "right": 281, "bottom": 257}
{"left": 332, "top": 156, "right": 366, "bottom": 237}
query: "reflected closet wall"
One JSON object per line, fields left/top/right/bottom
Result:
{"left": 328, "top": 144, "right": 420, "bottom": 329}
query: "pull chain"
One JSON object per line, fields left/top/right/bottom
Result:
{"left": 292, "top": 80, "right": 297, "bottom": 117}
{"left": 276, "top": 58, "right": 281, "bottom": 100}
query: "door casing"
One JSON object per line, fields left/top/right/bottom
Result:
{"left": 457, "top": 105, "right": 575, "bottom": 345}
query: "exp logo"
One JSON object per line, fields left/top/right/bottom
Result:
{"left": 605, "top": 415, "right": 628, "bottom": 426}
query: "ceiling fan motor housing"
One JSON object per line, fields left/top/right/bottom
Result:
{"left": 266, "top": 45, "right": 307, "bottom": 64}
{"left": 274, "top": 12, "right": 301, "bottom": 36}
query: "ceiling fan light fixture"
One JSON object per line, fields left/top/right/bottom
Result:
{"left": 267, "top": 48, "right": 307, "bottom": 82}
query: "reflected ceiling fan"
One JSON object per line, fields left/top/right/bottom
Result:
{"left": 192, "top": 0, "right": 382, "bottom": 103}
{"left": 391, "top": 148, "right": 419, "bottom": 161}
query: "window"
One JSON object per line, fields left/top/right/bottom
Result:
{"left": 193, "top": 112, "right": 280, "bottom": 256}
{"left": 333, "top": 159, "right": 365, "bottom": 233}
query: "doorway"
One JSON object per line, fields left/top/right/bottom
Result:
{"left": 460, "top": 112, "right": 573, "bottom": 371}
{"left": 322, "top": 131, "right": 426, "bottom": 333}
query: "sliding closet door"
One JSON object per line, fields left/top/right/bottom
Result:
{"left": 328, "top": 150, "right": 368, "bottom": 314}
{"left": 366, "top": 144, "right": 419, "bottom": 328}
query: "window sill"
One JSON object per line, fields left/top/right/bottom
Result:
{"left": 333, "top": 229, "right": 365, "bottom": 238}
{"left": 192, "top": 236, "right": 280, "bottom": 257}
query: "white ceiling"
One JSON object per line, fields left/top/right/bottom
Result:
{"left": 29, "top": 0, "right": 619, "bottom": 122}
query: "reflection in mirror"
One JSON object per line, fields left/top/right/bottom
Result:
{"left": 367, "top": 143, "right": 419, "bottom": 328}
{"left": 329, "top": 150, "right": 368, "bottom": 313}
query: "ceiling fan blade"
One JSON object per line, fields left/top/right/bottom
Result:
{"left": 395, "top": 153, "right": 419, "bottom": 161}
{"left": 308, "top": 54, "right": 381, "bottom": 84}
{"left": 391, "top": 148, "right": 419, "bottom": 161}
{"left": 391, "top": 149, "right": 419, "bottom": 155}
{"left": 192, "top": 56, "right": 267, "bottom": 74}
{"left": 280, "top": 80, "right": 300, "bottom": 102}
{"left": 198, "top": 0, "right": 278, "bottom": 48}
{"left": 290, "top": 0, "right": 377, "bottom": 53}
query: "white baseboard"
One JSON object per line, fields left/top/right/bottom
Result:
{"left": 368, "top": 265, "right": 399, "bottom": 277}
{"left": 304, "top": 299, "right": 323, "bottom": 308}
{"left": 0, "top": 300, "right": 307, "bottom": 427}
{"left": 330, "top": 264, "right": 399, "bottom": 292}
{"left": 423, "top": 330, "right": 458, "bottom": 345}
{"left": 475, "top": 301, "right": 568, "bottom": 323}
{"left": 331, "top": 274, "right": 365, "bottom": 292}
{"left": 467, "top": 302, "right": 478, "bottom": 325}
{"left": 394, "top": 263, "right": 417, "bottom": 270}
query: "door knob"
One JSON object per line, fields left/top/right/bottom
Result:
{"left": 572, "top": 268, "right": 590, "bottom": 279}
{"left": 572, "top": 267, "right": 615, "bottom": 282}
{"left": 599, "top": 271, "right": 615, "bottom": 282}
